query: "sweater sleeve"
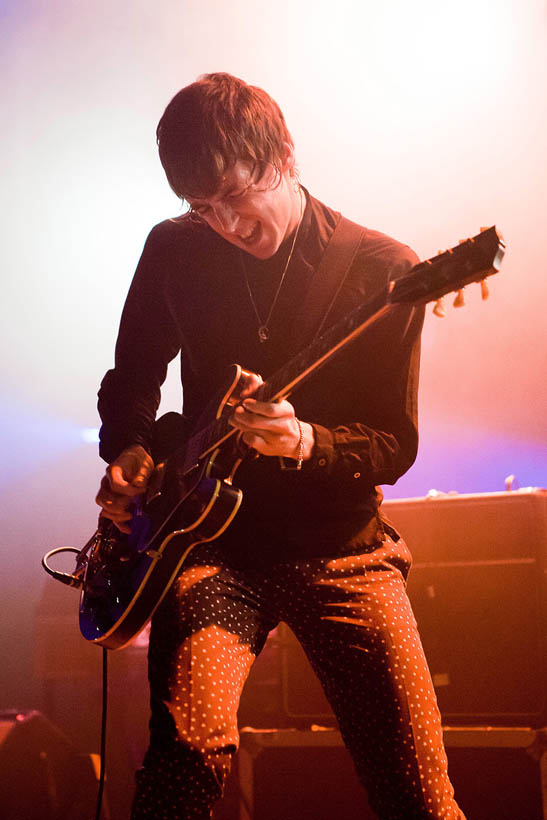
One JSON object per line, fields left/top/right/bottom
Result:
{"left": 292, "top": 240, "right": 424, "bottom": 489}
{"left": 97, "top": 223, "right": 182, "bottom": 464}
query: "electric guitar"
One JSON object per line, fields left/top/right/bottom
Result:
{"left": 43, "top": 227, "right": 505, "bottom": 649}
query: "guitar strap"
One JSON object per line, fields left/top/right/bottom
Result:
{"left": 291, "top": 214, "right": 366, "bottom": 352}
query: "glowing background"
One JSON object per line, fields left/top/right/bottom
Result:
{"left": 1, "top": 1, "right": 546, "bottom": 709}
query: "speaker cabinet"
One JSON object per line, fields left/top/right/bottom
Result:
{"left": 239, "top": 623, "right": 334, "bottom": 729}
{"left": 242, "top": 490, "right": 547, "bottom": 728}
{"left": 383, "top": 489, "right": 547, "bottom": 726}
{"left": 215, "top": 727, "right": 547, "bottom": 820}
{"left": 222, "top": 729, "right": 374, "bottom": 820}
{"left": 0, "top": 710, "right": 103, "bottom": 820}
{"left": 443, "top": 726, "right": 547, "bottom": 820}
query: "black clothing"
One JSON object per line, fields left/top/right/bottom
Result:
{"left": 98, "top": 192, "right": 424, "bottom": 564}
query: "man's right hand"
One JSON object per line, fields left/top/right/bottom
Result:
{"left": 95, "top": 444, "right": 154, "bottom": 533}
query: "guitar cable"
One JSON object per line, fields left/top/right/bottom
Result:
{"left": 42, "top": 543, "right": 110, "bottom": 819}
{"left": 95, "top": 647, "right": 108, "bottom": 820}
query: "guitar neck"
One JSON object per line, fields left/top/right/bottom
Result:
{"left": 182, "top": 225, "right": 504, "bottom": 472}
{"left": 258, "top": 290, "right": 390, "bottom": 404}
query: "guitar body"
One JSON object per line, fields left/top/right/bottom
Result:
{"left": 79, "top": 365, "right": 249, "bottom": 649}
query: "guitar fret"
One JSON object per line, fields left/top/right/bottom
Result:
{"left": 256, "top": 383, "right": 271, "bottom": 403}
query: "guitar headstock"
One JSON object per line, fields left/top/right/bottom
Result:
{"left": 389, "top": 227, "right": 505, "bottom": 309}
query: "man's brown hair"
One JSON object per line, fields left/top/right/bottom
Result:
{"left": 156, "top": 72, "right": 294, "bottom": 202}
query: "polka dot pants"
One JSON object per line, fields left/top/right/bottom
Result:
{"left": 130, "top": 536, "right": 465, "bottom": 819}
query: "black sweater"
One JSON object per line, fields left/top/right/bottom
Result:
{"left": 98, "top": 192, "right": 423, "bottom": 564}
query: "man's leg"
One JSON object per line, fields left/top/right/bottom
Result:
{"left": 130, "top": 547, "right": 275, "bottom": 820}
{"left": 280, "top": 538, "right": 465, "bottom": 820}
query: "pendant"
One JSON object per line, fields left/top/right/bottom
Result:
{"left": 258, "top": 325, "right": 269, "bottom": 343}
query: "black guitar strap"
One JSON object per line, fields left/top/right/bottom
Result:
{"left": 292, "top": 214, "right": 366, "bottom": 353}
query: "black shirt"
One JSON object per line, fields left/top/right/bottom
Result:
{"left": 98, "top": 192, "right": 423, "bottom": 564}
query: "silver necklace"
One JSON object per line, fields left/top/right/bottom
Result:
{"left": 241, "top": 190, "right": 304, "bottom": 343}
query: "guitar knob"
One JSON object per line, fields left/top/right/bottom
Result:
{"left": 453, "top": 289, "right": 465, "bottom": 308}
{"left": 433, "top": 298, "right": 446, "bottom": 318}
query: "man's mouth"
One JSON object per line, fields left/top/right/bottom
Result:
{"left": 238, "top": 222, "right": 260, "bottom": 245}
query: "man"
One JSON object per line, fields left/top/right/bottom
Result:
{"left": 96, "top": 73, "right": 464, "bottom": 819}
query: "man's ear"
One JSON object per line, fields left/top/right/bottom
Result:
{"left": 280, "top": 141, "right": 296, "bottom": 174}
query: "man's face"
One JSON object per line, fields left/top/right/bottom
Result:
{"left": 186, "top": 156, "right": 301, "bottom": 260}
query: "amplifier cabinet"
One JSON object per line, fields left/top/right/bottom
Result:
{"left": 214, "top": 727, "right": 547, "bottom": 820}
{"left": 240, "top": 490, "right": 546, "bottom": 728}
{"left": 442, "top": 726, "right": 547, "bottom": 820}
{"left": 383, "top": 489, "right": 547, "bottom": 727}
{"left": 220, "top": 729, "right": 375, "bottom": 820}
{"left": 0, "top": 710, "right": 104, "bottom": 820}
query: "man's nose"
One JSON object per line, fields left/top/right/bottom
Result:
{"left": 214, "top": 201, "right": 239, "bottom": 233}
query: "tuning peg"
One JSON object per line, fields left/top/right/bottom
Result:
{"left": 433, "top": 298, "right": 446, "bottom": 317}
{"left": 453, "top": 289, "right": 465, "bottom": 308}
{"left": 480, "top": 280, "right": 489, "bottom": 300}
